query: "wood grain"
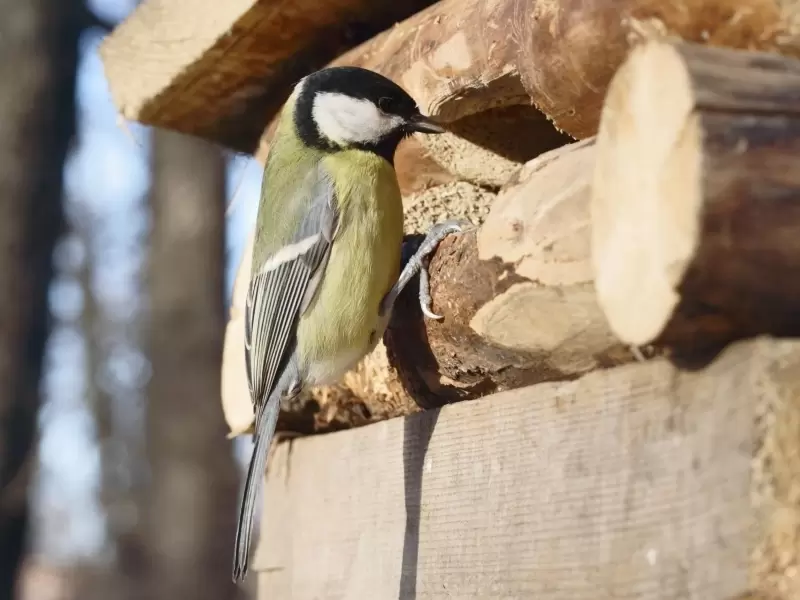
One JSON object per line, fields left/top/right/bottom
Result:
{"left": 98, "top": 0, "right": 437, "bottom": 152}
{"left": 592, "top": 40, "right": 800, "bottom": 359}
{"left": 253, "top": 337, "right": 800, "bottom": 599}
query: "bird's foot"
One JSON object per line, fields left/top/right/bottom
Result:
{"left": 411, "top": 219, "right": 470, "bottom": 319}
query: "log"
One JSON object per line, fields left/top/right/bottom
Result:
{"left": 385, "top": 138, "right": 644, "bottom": 408}
{"left": 592, "top": 40, "right": 800, "bottom": 360}
{"left": 257, "top": 0, "right": 800, "bottom": 154}
{"left": 101, "top": 0, "right": 800, "bottom": 160}
{"left": 98, "top": 0, "right": 438, "bottom": 152}
{"left": 254, "top": 337, "right": 800, "bottom": 600}
{"left": 253, "top": 0, "right": 800, "bottom": 186}
{"left": 518, "top": 0, "right": 800, "bottom": 139}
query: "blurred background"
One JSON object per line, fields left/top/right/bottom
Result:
{"left": 1, "top": 1, "right": 261, "bottom": 598}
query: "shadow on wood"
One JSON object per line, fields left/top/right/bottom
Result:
{"left": 255, "top": 337, "right": 800, "bottom": 598}
{"left": 399, "top": 410, "right": 439, "bottom": 600}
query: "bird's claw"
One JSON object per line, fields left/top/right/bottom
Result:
{"left": 415, "top": 219, "right": 469, "bottom": 320}
{"left": 419, "top": 267, "right": 441, "bottom": 319}
{"left": 415, "top": 219, "right": 470, "bottom": 258}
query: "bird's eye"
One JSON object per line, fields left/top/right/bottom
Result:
{"left": 378, "top": 97, "right": 394, "bottom": 113}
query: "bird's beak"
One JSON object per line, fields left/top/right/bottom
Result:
{"left": 407, "top": 114, "right": 446, "bottom": 134}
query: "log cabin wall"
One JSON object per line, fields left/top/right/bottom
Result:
{"left": 100, "top": 0, "right": 800, "bottom": 597}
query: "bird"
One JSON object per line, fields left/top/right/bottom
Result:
{"left": 232, "top": 65, "right": 465, "bottom": 581}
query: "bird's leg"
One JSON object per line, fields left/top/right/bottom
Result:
{"left": 380, "top": 219, "right": 469, "bottom": 320}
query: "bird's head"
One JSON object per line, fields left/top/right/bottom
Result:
{"left": 292, "top": 66, "right": 445, "bottom": 162}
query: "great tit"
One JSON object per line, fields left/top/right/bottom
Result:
{"left": 233, "top": 66, "right": 464, "bottom": 581}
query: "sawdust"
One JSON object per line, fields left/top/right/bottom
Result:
{"left": 750, "top": 341, "right": 800, "bottom": 599}
{"left": 403, "top": 180, "right": 497, "bottom": 235}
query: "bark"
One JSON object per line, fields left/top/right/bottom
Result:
{"left": 144, "top": 130, "right": 241, "bottom": 600}
{"left": 517, "top": 0, "right": 800, "bottom": 139}
{"left": 0, "top": 1, "right": 79, "bottom": 596}
{"left": 592, "top": 40, "right": 800, "bottom": 361}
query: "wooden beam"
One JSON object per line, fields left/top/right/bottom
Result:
{"left": 98, "top": 0, "right": 438, "bottom": 153}
{"left": 517, "top": 0, "right": 800, "bottom": 140}
{"left": 592, "top": 41, "right": 800, "bottom": 359}
{"left": 253, "top": 337, "right": 800, "bottom": 599}
{"left": 255, "top": 0, "right": 800, "bottom": 186}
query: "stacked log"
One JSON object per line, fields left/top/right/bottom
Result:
{"left": 592, "top": 40, "right": 800, "bottom": 362}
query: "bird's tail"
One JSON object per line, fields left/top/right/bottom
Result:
{"left": 232, "top": 393, "right": 281, "bottom": 582}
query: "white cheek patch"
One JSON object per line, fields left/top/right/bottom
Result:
{"left": 312, "top": 92, "right": 403, "bottom": 146}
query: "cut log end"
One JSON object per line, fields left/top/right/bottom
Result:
{"left": 592, "top": 40, "right": 800, "bottom": 355}
{"left": 592, "top": 41, "right": 704, "bottom": 346}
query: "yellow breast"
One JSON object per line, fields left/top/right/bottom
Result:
{"left": 296, "top": 150, "right": 404, "bottom": 385}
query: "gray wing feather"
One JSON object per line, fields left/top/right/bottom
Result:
{"left": 244, "top": 166, "right": 338, "bottom": 427}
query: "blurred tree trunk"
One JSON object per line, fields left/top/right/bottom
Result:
{"left": 75, "top": 210, "right": 146, "bottom": 600}
{"left": 143, "top": 129, "right": 241, "bottom": 600}
{"left": 0, "top": 1, "right": 79, "bottom": 597}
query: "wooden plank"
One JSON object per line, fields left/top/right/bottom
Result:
{"left": 98, "top": 0, "right": 437, "bottom": 152}
{"left": 253, "top": 337, "right": 800, "bottom": 599}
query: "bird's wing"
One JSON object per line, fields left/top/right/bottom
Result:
{"left": 244, "top": 165, "right": 339, "bottom": 428}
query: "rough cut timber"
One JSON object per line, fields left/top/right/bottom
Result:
{"left": 98, "top": 0, "right": 437, "bottom": 152}
{"left": 592, "top": 40, "right": 800, "bottom": 358}
{"left": 254, "top": 337, "right": 800, "bottom": 599}
{"left": 101, "top": 0, "right": 800, "bottom": 158}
